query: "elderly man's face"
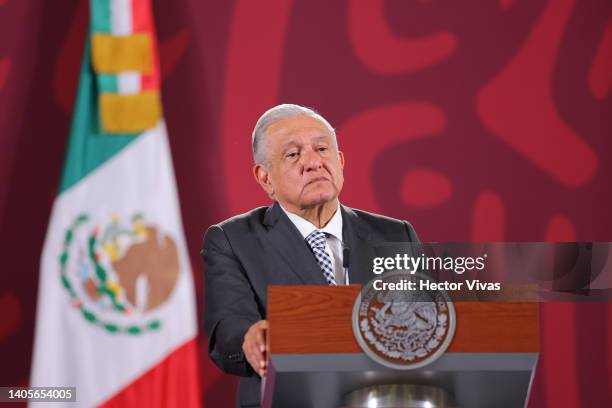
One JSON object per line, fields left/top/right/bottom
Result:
{"left": 254, "top": 115, "right": 345, "bottom": 212}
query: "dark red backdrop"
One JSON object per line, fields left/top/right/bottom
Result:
{"left": 0, "top": 0, "right": 610, "bottom": 406}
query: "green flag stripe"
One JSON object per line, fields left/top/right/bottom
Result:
{"left": 98, "top": 74, "right": 118, "bottom": 93}
{"left": 59, "top": 37, "right": 139, "bottom": 194}
{"left": 90, "top": 0, "right": 111, "bottom": 33}
{"left": 90, "top": 0, "right": 118, "bottom": 94}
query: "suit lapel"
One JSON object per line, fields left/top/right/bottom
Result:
{"left": 341, "top": 205, "right": 375, "bottom": 285}
{"left": 263, "top": 202, "right": 327, "bottom": 284}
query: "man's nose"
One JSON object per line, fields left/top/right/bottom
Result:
{"left": 300, "top": 148, "right": 323, "bottom": 171}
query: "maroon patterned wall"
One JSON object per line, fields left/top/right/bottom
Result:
{"left": 0, "top": 0, "right": 610, "bottom": 406}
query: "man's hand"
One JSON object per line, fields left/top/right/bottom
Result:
{"left": 242, "top": 320, "right": 269, "bottom": 377}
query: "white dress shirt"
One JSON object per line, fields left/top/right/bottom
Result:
{"left": 280, "top": 203, "right": 348, "bottom": 285}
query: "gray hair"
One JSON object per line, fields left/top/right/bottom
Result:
{"left": 252, "top": 104, "right": 337, "bottom": 165}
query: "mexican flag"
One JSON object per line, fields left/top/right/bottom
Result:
{"left": 30, "top": 0, "right": 200, "bottom": 406}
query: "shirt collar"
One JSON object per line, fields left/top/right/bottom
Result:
{"left": 280, "top": 202, "right": 343, "bottom": 242}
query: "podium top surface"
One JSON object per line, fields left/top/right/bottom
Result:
{"left": 268, "top": 285, "right": 539, "bottom": 354}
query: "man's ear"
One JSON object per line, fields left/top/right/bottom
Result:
{"left": 338, "top": 150, "right": 345, "bottom": 169}
{"left": 253, "top": 164, "right": 275, "bottom": 197}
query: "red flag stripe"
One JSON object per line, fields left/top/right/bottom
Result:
{"left": 131, "top": 0, "right": 160, "bottom": 92}
{"left": 101, "top": 338, "right": 201, "bottom": 407}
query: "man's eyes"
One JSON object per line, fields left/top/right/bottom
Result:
{"left": 283, "top": 146, "right": 329, "bottom": 159}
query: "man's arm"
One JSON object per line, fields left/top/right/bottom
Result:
{"left": 403, "top": 221, "right": 423, "bottom": 257}
{"left": 403, "top": 221, "right": 420, "bottom": 243}
{"left": 202, "top": 225, "right": 263, "bottom": 377}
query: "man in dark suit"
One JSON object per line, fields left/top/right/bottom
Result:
{"left": 202, "top": 104, "right": 419, "bottom": 407}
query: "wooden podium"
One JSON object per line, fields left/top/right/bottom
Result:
{"left": 262, "top": 285, "right": 539, "bottom": 408}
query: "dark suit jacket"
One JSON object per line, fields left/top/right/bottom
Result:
{"left": 201, "top": 202, "right": 419, "bottom": 407}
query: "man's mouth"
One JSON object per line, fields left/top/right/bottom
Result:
{"left": 305, "top": 176, "right": 329, "bottom": 186}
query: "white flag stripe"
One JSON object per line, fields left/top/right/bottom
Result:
{"left": 111, "top": 0, "right": 142, "bottom": 95}
{"left": 111, "top": 0, "right": 132, "bottom": 35}
{"left": 118, "top": 72, "right": 141, "bottom": 95}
